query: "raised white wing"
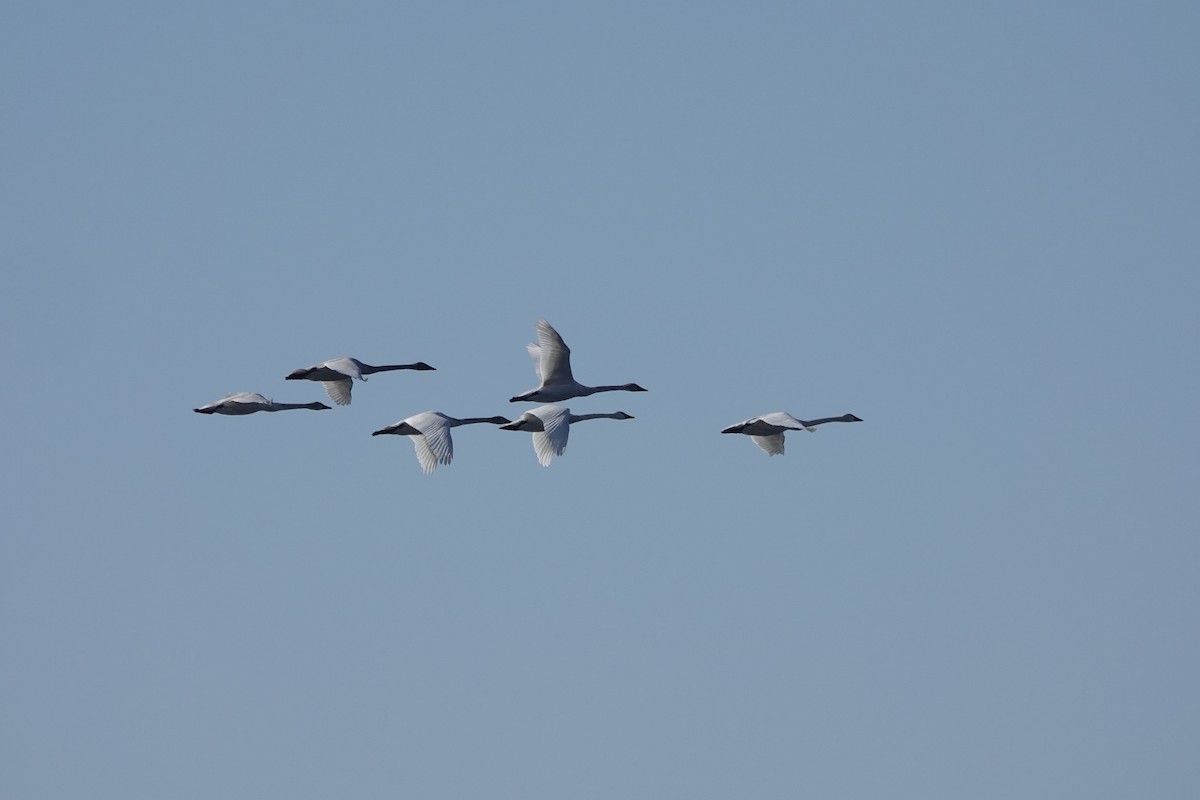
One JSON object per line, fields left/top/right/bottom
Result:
{"left": 751, "top": 433, "right": 786, "bottom": 456}
{"left": 322, "top": 379, "right": 353, "bottom": 406}
{"left": 526, "top": 343, "right": 543, "bottom": 381}
{"left": 533, "top": 319, "right": 574, "bottom": 386}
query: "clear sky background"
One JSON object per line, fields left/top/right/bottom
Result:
{"left": 3, "top": 2, "right": 1198, "bottom": 798}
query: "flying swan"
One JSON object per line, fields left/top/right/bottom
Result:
{"left": 510, "top": 319, "right": 647, "bottom": 403}
{"left": 194, "top": 392, "right": 331, "bottom": 415}
{"left": 286, "top": 357, "right": 435, "bottom": 406}
{"left": 499, "top": 404, "right": 634, "bottom": 466}
{"left": 372, "top": 412, "right": 510, "bottom": 474}
{"left": 721, "top": 412, "right": 862, "bottom": 455}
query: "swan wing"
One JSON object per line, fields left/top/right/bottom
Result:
{"left": 213, "top": 392, "right": 264, "bottom": 406}
{"left": 321, "top": 357, "right": 362, "bottom": 380}
{"left": 195, "top": 396, "right": 232, "bottom": 412}
{"left": 751, "top": 433, "right": 786, "bottom": 456}
{"left": 526, "top": 343, "right": 543, "bottom": 381}
{"left": 322, "top": 379, "right": 353, "bottom": 406}
{"left": 757, "top": 411, "right": 806, "bottom": 430}
{"left": 411, "top": 413, "right": 454, "bottom": 473}
{"left": 534, "top": 319, "right": 574, "bottom": 385}
{"left": 410, "top": 435, "right": 440, "bottom": 474}
{"left": 530, "top": 405, "right": 570, "bottom": 466}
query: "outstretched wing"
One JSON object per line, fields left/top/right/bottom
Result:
{"left": 526, "top": 342, "right": 543, "bottom": 380}
{"left": 533, "top": 319, "right": 574, "bottom": 385}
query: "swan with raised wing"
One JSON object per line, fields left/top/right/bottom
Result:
{"left": 499, "top": 404, "right": 633, "bottom": 466}
{"left": 509, "top": 319, "right": 646, "bottom": 403}
{"left": 721, "top": 412, "right": 862, "bottom": 455}
{"left": 372, "top": 412, "right": 510, "bottom": 474}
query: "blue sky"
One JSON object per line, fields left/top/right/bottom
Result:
{"left": 3, "top": 2, "right": 1198, "bottom": 798}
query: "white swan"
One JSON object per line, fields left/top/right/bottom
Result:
{"left": 721, "top": 412, "right": 862, "bottom": 455}
{"left": 286, "top": 357, "right": 435, "bottom": 405}
{"left": 499, "top": 404, "right": 634, "bottom": 466}
{"left": 509, "top": 319, "right": 647, "bottom": 403}
{"left": 372, "top": 412, "right": 510, "bottom": 474}
{"left": 194, "top": 392, "right": 331, "bottom": 415}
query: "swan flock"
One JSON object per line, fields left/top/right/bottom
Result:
{"left": 194, "top": 319, "right": 861, "bottom": 471}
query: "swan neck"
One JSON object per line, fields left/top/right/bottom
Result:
{"left": 798, "top": 415, "right": 857, "bottom": 427}
{"left": 361, "top": 363, "right": 406, "bottom": 374}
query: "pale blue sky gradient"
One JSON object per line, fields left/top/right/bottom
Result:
{"left": 3, "top": 3, "right": 1199, "bottom": 798}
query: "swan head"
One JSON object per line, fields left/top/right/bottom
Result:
{"left": 308, "top": 402, "right": 333, "bottom": 411}
{"left": 613, "top": 412, "right": 634, "bottom": 420}
{"left": 844, "top": 414, "right": 863, "bottom": 422}
{"left": 624, "top": 383, "right": 648, "bottom": 392}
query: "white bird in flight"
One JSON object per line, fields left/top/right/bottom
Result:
{"left": 509, "top": 319, "right": 647, "bottom": 403}
{"left": 372, "top": 412, "right": 511, "bottom": 474}
{"left": 194, "top": 392, "right": 331, "bottom": 415}
{"left": 721, "top": 411, "right": 862, "bottom": 455}
{"left": 285, "top": 356, "right": 435, "bottom": 406}
{"left": 499, "top": 404, "right": 634, "bottom": 466}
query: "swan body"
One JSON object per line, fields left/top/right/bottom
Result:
{"left": 286, "top": 356, "right": 435, "bottom": 406}
{"left": 509, "top": 319, "right": 647, "bottom": 403}
{"left": 499, "top": 404, "right": 634, "bottom": 466}
{"left": 721, "top": 412, "right": 862, "bottom": 455}
{"left": 194, "top": 392, "right": 331, "bottom": 415}
{"left": 372, "top": 411, "right": 510, "bottom": 474}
